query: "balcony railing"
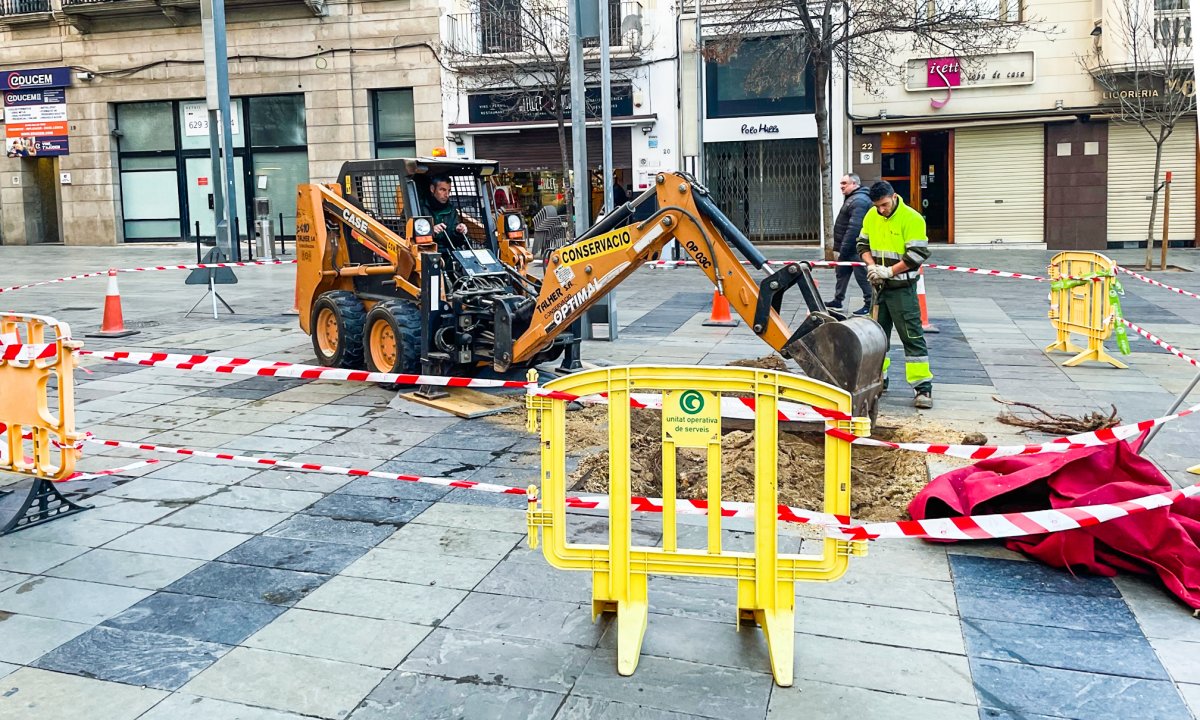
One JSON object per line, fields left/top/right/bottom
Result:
{"left": 0, "top": 0, "right": 51, "bottom": 16}
{"left": 1154, "top": 9, "right": 1192, "bottom": 48}
{"left": 447, "top": 0, "right": 642, "bottom": 58}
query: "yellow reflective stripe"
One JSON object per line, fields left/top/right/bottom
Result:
{"left": 905, "top": 361, "right": 933, "bottom": 386}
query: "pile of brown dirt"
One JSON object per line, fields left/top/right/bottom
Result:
{"left": 726, "top": 354, "right": 790, "bottom": 371}
{"left": 567, "top": 409, "right": 973, "bottom": 522}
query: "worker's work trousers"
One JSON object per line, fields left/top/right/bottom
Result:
{"left": 876, "top": 283, "right": 933, "bottom": 393}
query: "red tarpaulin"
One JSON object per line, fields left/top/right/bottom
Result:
{"left": 908, "top": 437, "right": 1200, "bottom": 609}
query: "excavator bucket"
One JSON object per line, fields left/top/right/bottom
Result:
{"left": 750, "top": 261, "right": 887, "bottom": 421}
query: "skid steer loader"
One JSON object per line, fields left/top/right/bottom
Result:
{"left": 294, "top": 157, "right": 887, "bottom": 418}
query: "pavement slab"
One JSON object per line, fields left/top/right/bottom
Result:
{"left": 0, "top": 576, "right": 151, "bottom": 624}
{"left": 137, "top": 693, "right": 312, "bottom": 720}
{"left": 352, "top": 670, "right": 563, "bottom": 720}
{"left": 263, "top": 514, "right": 395, "bottom": 547}
{"left": 0, "top": 613, "right": 90, "bottom": 665}
{"left": 243, "top": 607, "right": 430, "bottom": 669}
{"left": 45, "top": 549, "right": 204, "bottom": 590}
{"left": 164, "top": 561, "right": 329, "bottom": 606}
{"left": 33, "top": 625, "right": 229, "bottom": 691}
{"left": 103, "top": 525, "right": 252, "bottom": 561}
{"left": 295, "top": 575, "right": 466, "bottom": 624}
{"left": 102, "top": 591, "right": 285, "bottom": 644}
{"left": 0, "top": 667, "right": 168, "bottom": 720}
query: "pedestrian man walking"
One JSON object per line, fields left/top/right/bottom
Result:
{"left": 857, "top": 180, "right": 934, "bottom": 409}
{"left": 826, "top": 173, "right": 872, "bottom": 315}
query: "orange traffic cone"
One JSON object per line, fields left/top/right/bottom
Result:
{"left": 917, "top": 266, "right": 940, "bottom": 334}
{"left": 87, "top": 269, "right": 139, "bottom": 338}
{"left": 702, "top": 290, "right": 739, "bottom": 327}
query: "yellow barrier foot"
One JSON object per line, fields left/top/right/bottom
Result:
{"left": 1187, "top": 464, "right": 1200, "bottom": 475}
{"left": 1063, "top": 346, "right": 1127, "bottom": 369}
{"left": 756, "top": 608, "right": 795, "bottom": 687}
{"left": 615, "top": 599, "right": 649, "bottom": 676}
{"left": 1045, "top": 339, "right": 1085, "bottom": 354}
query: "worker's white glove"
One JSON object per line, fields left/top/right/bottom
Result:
{"left": 867, "top": 265, "right": 893, "bottom": 284}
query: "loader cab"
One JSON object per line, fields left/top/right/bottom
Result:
{"left": 335, "top": 157, "right": 501, "bottom": 253}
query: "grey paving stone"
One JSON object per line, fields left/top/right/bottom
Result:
{"left": 1150, "top": 638, "right": 1200, "bottom": 685}
{"left": 795, "top": 596, "right": 967, "bottom": 655}
{"left": 555, "top": 696, "right": 711, "bottom": 720}
{"left": 352, "top": 670, "right": 562, "bottom": 720}
{"left": 0, "top": 666, "right": 168, "bottom": 720}
{"left": 1113, "top": 575, "right": 1200, "bottom": 642}
{"left": 441, "top": 487, "right": 531, "bottom": 509}
{"left": 33, "top": 625, "right": 228, "bottom": 691}
{"left": 409, "top": 502, "right": 528, "bottom": 534}
{"left": 401, "top": 627, "right": 591, "bottom": 693}
{"left": 145, "top": 462, "right": 262, "bottom": 486}
{"left": 0, "top": 613, "right": 89, "bottom": 665}
{"left": 303, "top": 494, "right": 430, "bottom": 524}
{"left": 378, "top": 522, "right": 522, "bottom": 560}
{"left": 0, "top": 570, "right": 28, "bottom": 592}
{"left": 241, "top": 470, "right": 354, "bottom": 493}
{"left": 970, "top": 658, "right": 1193, "bottom": 720}
{"left": 103, "top": 525, "right": 253, "bottom": 561}
{"left": 244, "top": 607, "right": 430, "bottom": 669}
{"left": 646, "top": 576, "right": 744, "bottom": 623}
{"left": 572, "top": 647, "right": 773, "bottom": 719}
{"left": 768, "top": 680, "right": 978, "bottom": 720}
{"left": 392, "top": 445, "right": 499, "bottom": 467}
{"left": 201, "top": 486, "right": 323, "bottom": 513}
{"left": 156, "top": 504, "right": 291, "bottom": 534}
{"left": 138, "top": 693, "right": 312, "bottom": 720}
{"left": 45, "top": 549, "right": 204, "bottom": 590}
{"left": 955, "top": 583, "right": 1141, "bottom": 636}
{"left": 181, "top": 646, "right": 388, "bottom": 720}
{"left": 475, "top": 555, "right": 593, "bottom": 604}
{"left": 0, "top": 537, "right": 89, "bottom": 574}
{"left": 0, "top": 662, "right": 14, "bottom": 680}
{"left": 1179, "top": 683, "right": 1200, "bottom": 719}
{"left": 11, "top": 517, "right": 139, "bottom": 548}
{"left": 296, "top": 575, "right": 466, "bottom": 625}
{"left": 264, "top": 514, "right": 394, "bottom": 548}
{"left": 334, "top": 476, "right": 452, "bottom": 501}
{"left": 341, "top": 547, "right": 497, "bottom": 589}
{"left": 793, "top": 571, "right": 959, "bottom": 615}
{"left": 442, "top": 593, "right": 606, "bottom": 647}
{"left": 166, "top": 561, "right": 329, "bottom": 606}
{"left": 218, "top": 436, "right": 325, "bottom": 454}
{"left": 0, "top": 576, "right": 150, "bottom": 624}
{"left": 599, "top": 612, "right": 770, "bottom": 672}
{"left": 103, "top": 591, "right": 285, "bottom": 644}
{"left": 794, "top": 633, "right": 976, "bottom": 705}
{"left": 962, "top": 617, "right": 1168, "bottom": 680}
{"left": 217, "top": 536, "right": 367, "bottom": 575}
{"left": 84, "top": 500, "right": 180, "bottom": 525}
{"left": 949, "top": 554, "right": 1122, "bottom": 597}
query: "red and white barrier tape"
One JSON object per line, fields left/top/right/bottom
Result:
{"left": 0, "top": 341, "right": 57, "bottom": 362}
{"left": 1117, "top": 265, "right": 1200, "bottom": 301}
{"left": 0, "top": 260, "right": 296, "bottom": 295}
{"left": 1120, "top": 318, "right": 1200, "bottom": 368}
{"left": 63, "top": 458, "right": 160, "bottom": 483}
{"left": 83, "top": 435, "right": 1198, "bottom": 541}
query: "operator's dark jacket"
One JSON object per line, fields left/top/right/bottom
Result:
{"left": 832, "top": 186, "right": 871, "bottom": 255}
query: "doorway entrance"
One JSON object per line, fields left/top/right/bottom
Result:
{"left": 880, "top": 131, "right": 953, "bottom": 243}
{"left": 23, "top": 157, "right": 62, "bottom": 244}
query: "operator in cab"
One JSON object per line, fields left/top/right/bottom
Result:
{"left": 427, "top": 175, "right": 468, "bottom": 242}
{"left": 857, "top": 180, "right": 934, "bottom": 409}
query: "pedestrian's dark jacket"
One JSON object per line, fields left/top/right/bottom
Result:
{"left": 832, "top": 186, "right": 871, "bottom": 252}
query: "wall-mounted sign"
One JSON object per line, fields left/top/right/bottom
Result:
{"left": 905, "top": 52, "right": 1036, "bottom": 107}
{"left": 1098, "top": 72, "right": 1195, "bottom": 102}
{"left": 4, "top": 88, "right": 68, "bottom": 157}
{"left": 468, "top": 85, "right": 633, "bottom": 124}
{"left": 2, "top": 67, "right": 72, "bottom": 91}
{"left": 740, "top": 123, "right": 780, "bottom": 135}
{"left": 182, "top": 101, "right": 240, "bottom": 137}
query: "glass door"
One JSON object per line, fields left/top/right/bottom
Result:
{"left": 184, "top": 156, "right": 247, "bottom": 241}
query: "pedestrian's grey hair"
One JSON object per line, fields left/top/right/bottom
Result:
{"left": 844, "top": 173, "right": 861, "bottom": 186}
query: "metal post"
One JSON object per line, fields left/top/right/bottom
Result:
{"left": 568, "top": 0, "right": 588, "bottom": 236}
{"left": 1161, "top": 171, "right": 1172, "bottom": 271}
{"left": 600, "top": 1, "right": 613, "bottom": 215}
{"left": 200, "top": 0, "right": 237, "bottom": 267}
{"left": 694, "top": 0, "right": 704, "bottom": 183}
{"left": 1141, "top": 368, "right": 1200, "bottom": 451}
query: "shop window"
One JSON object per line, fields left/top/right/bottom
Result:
{"left": 116, "top": 102, "right": 175, "bottom": 152}
{"left": 373, "top": 89, "right": 417, "bottom": 158}
{"left": 178, "top": 100, "right": 245, "bottom": 151}
{"left": 250, "top": 95, "right": 308, "bottom": 147}
{"left": 705, "top": 36, "right": 814, "bottom": 118}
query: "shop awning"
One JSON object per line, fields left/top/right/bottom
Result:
{"left": 450, "top": 114, "right": 657, "bottom": 134}
{"left": 858, "top": 114, "right": 1080, "bottom": 133}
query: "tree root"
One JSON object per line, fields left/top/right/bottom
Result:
{"left": 993, "top": 396, "right": 1121, "bottom": 435}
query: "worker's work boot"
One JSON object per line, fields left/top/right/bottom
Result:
{"left": 914, "top": 389, "right": 933, "bottom": 409}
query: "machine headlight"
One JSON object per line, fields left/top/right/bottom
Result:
{"left": 505, "top": 213, "right": 523, "bottom": 232}
{"left": 413, "top": 217, "right": 433, "bottom": 236}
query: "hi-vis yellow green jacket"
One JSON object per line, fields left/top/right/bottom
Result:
{"left": 855, "top": 195, "right": 930, "bottom": 285}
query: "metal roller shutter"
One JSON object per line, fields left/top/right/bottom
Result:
{"left": 1106, "top": 118, "right": 1196, "bottom": 243}
{"left": 474, "top": 127, "right": 632, "bottom": 172}
{"left": 954, "top": 124, "right": 1045, "bottom": 244}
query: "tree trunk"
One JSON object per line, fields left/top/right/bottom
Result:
{"left": 1145, "top": 136, "right": 1164, "bottom": 270}
{"left": 812, "top": 58, "right": 835, "bottom": 260}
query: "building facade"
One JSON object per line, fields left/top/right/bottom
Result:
{"left": 0, "top": 0, "right": 445, "bottom": 246}
{"left": 438, "top": 0, "right": 675, "bottom": 227}
{"left": 851, "top": 0, "right": 1196, "bottom": 249}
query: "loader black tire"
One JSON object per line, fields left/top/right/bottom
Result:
{"left": 311, "top": 291, "right": 366, "bottom": 369}
{"left": 363, "top": 299, "right": 422, "bottom": 375}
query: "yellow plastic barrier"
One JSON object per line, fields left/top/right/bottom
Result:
{"left": 0, "top": 313, "right": 85, "bottom": 534}
{"left": 525, "top": 365, "right": 869, "bottom": 687}
{"left": 1045, "top": 251, "right": 1126, "bottom": 368}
